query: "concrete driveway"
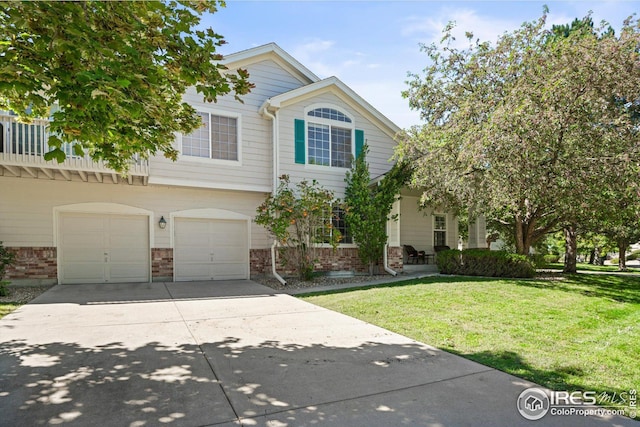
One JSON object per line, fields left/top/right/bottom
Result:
{"left": 0, "top": 280, "right": 637, "bottom": 426}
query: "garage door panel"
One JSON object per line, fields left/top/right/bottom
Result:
{"left": 60, "top": 213, "right": 149, "bottom": 284}
{"left": 174, "top": 218, "right": 248, "bottom": 281}
{"left": 216, "top": 246, "right": 246, "bottom": 263}
{"left": 108, "top": 262, "right": 150, "bottom": 281}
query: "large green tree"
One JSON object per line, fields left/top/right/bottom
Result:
{"left": 397, "top": 10, "right": 640, "bottom": 273}
{"left": 0, "top": 1, "right": 252, "bottom": 172}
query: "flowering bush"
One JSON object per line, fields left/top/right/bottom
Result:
{"left": 255, "top": 175, "right": 340, "bottom": 280}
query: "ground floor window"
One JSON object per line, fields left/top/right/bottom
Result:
{"left": 434, "top": 214, "right": 446, "bottom": 247}
{"left": 332, "top": 207, "right": 352, "bottom": 244}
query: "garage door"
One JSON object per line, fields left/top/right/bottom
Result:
{"left": 174, "top": 218, "right": 248, "bottom": 281}
{"left": 59, "top": 213, "right": 150, "bottom": 284}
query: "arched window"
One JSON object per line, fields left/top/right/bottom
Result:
{"left": 305, "top": 107, "right": 353, "bottom": 168}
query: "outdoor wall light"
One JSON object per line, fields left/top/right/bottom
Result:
{"left": 158, "top": 216, "right": 167, "bottom": 229}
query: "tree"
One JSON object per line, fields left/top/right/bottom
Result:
{"left": 397, "top": 10, "right": 640, "bottom": 273}
{"left": 0, "top": 1, "right": 252, "bottom": 172}
{"left": 255, "top": 175, "right": 340, "bottom": 280}
{"left": 343, "top": 146, "right": 406, "bottom": 275}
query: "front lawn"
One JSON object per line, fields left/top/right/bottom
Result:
{"left": 300, "top": 274, "right": 639, "bottom": 411}
{"left": 544, "top": 262, "right": 640, "bottom": 273}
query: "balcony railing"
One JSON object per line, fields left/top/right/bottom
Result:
{"left": 0, "top": 112, "right": 149, "bottom": 184}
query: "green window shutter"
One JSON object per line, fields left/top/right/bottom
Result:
{"left": 355, "top": 129, "right": 364, "bottom": 159}
{"left": 294, "top": 119, "right": 305, "bottom": 164}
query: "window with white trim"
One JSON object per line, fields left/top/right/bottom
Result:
{"left": 434, "top": 215, "right": 447, "bottom": 247}
{"left": 318, "top": 206, "right": 353, "bottom": 245}
{"left": 182, "top": 111, "right": 238, "bottom": 161}
{"left": 332, "top": 206, "right": 352, "bottom": 244}
{"left": 307, "top": 108, "right": 353, "bottom": 168}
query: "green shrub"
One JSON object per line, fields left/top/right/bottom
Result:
{"left": 435, "top": 249, "right": 463, "bottom": 275}
{"left": 543, "top": 254, "right": 561, "bottom": 264}
{"left": 626, "top": 250, "right": 640, "bottom": 261}
{"left": 436, "top": 249, "right": 535, "bottom": 278}
{"left": 0, "top": 242, "right": 16, "bottom": 296}
{"left": 0, "top": 242, "right": 15, "bottom": 280}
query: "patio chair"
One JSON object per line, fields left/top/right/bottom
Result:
{"left": 403, "top": 245, "right": 426, "bottom": 264}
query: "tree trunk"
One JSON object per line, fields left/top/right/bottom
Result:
{"left": 588, "top": 249, "right": 596, "bottom": 265}
{"left": 514, "top": 217, "right": 533, "bottom": 255}
{"left": 618, "top": 239, "right": 628, "bottom": 271}
{"left": 563, "top": 224, "right": 577, "bottom": 274}
{"left": 593, "top": 247, "right": 601, "bottom": 265}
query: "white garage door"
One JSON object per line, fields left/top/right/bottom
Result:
{"left": 59, "top": 213, "right": 150, "bottom": 284}
{"left": 174, "top": 218, "right": 248, "bottom": 281}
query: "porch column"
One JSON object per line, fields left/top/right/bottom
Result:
{"left": 386, "top": 198, "right": 401, "bottom": 247}
{"left": 467, "top": 214, "right": 487, "bottom": 249}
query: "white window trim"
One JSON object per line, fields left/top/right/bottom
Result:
{"left": 177, "top": 107, "right": 242, "bottom": 166}
{"left": 304, "top": 103, "right": 354, "bottom": 170}
{"left": 433, "top": 213, "right": 447, "bottom": 247}
{"left": 315, "top": 204, "right": 357, "bottom": 248}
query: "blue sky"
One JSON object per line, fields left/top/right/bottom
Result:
{"left": 204, "top": 1, "right": 639, "bottom": 129}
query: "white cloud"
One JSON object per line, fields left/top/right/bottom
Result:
{"left": 401, "top": 6, "right": 574, "bottom": 50}
{"left": 349, "top": 80, "right": 421, "bottom": 130}
{"left": 402, "top": 7, "right": 522, "bottom": 49}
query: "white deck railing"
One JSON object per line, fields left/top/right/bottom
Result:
{"left": 0, "top": 113, "right": 148, "bottom": 176}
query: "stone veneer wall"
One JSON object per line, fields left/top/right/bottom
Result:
{"left": 151, "top": 248, "right": 173, "bottom": 281}
{"left": 4, "top": 247, "right": 57, "bottom": 280}
{"left": 249, "top": 246, "right": 404, "bottom": 277}
{"left": 4, "top": 246, "right": 404, "bottom": 282}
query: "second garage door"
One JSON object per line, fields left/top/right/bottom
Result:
{"left": 174, "top": 218, "right": 249, "bottom": 281}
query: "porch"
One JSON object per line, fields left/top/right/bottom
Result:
{"left": 387, "top": 188, "right": 486, "bottom": 267}
{"left": 0, "top": 112, "right": 149, "bottom": 185}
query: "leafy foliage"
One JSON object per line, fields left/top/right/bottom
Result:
{"left": 397, "top": 10, "right": 640, "bottom": 260}
{"left": 343, "top": 146, "right": 407, "bottom": 274}
{"left": 255, "top": 175, "right": 339, "bottom": 280}
{"left": 0, "top": 242, "right": 16, "bottom": 296}
{"left": 0, "top": 1, "right": 253, "bottom": 172}
{"left": 436, "top": 249, "right": 535, "bottom": 278}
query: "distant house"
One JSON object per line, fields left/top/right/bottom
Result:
{"left": 0, "top": 43, "right": 485, "bottom": 285}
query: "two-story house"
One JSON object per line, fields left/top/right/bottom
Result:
{"left": 0, "top": 43, "right": 485, "bottom": 285}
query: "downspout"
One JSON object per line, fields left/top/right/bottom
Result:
{"left": 262, "top": 102, "right": 287, "bottom": 286}
{"left": 261, "top": 101, "right": 279, "bottom": 195}
{"left": 383, "top": 220, "right": 397, "bottom": 276}
{"left": 271, "top": 240, "right": 287, "bottom": 286}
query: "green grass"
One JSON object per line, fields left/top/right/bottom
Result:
{"left": 0, "top": 303, "right": 21, "bottom": 318}
{"left": 544, "top": 262, "right": 640, "bottom": 273}
{"left": 300, "top": 274, "right": 640, "bottom": 411}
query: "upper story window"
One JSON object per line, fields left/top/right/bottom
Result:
{"left": 307, "top": 108, "right": 352, "bottom": 123}
{"left": 182, "top": 111, "right": 239, "bottom": 161}
{"left": 434, "top": 215, "right": 447, "bottom": 247}
{"left": 306, "top": 107, "right": 353, "bottom": 168}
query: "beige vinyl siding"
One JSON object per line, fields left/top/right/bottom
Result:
{"left": 277, "top": 92, "right": 396, "bottom": 198}
{"left": 0, "top": 177, "right": 270, "bottom": 249}
{"left": 399, "top": 196, "right": 458, "bottom": 252}
{"left": 149, "top": 59, "right": 307, "bottom": 191}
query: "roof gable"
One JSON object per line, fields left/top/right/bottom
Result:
{"left": 260, "top": 76, "right": 400, "bottom": 139}
{"left": 223, "top": 43, "right": 319, "bottom": 86}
